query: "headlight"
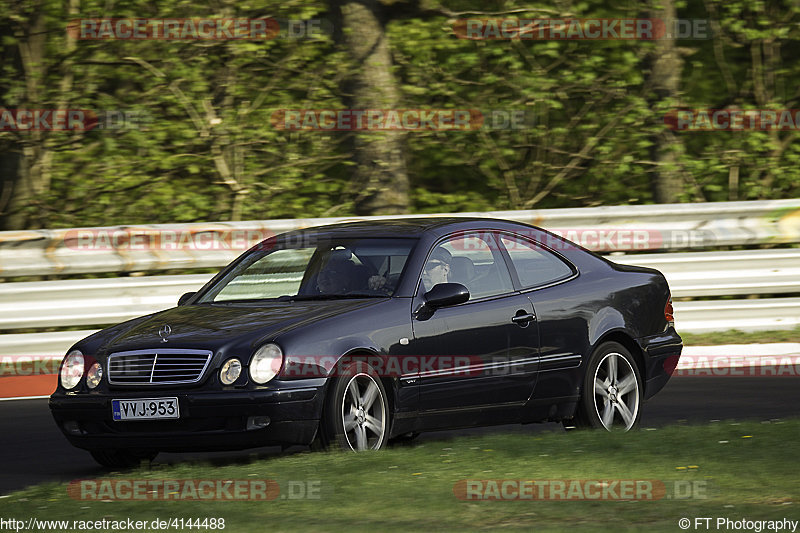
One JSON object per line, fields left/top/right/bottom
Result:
{"left": 60, "top": 350, "right": 84, "bottom": 390}
{"left": 249, "top": 344, "right": 283, "bottom": 384}
{"left": 86, "top": 362, "right": 103, "bottom": 389}
{"left": 220, "top": 358, "right": 242, "bottom": 385}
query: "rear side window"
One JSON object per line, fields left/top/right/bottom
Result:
{"left": 500, "top": 234, "right": 574, "bottom": 288}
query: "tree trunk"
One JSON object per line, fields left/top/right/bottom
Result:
{"left": 647, "top": 0, "right": 684, "bottom": 204}
{"left": 0, "top": 2, "right": 48, "bottom": 230}
{"left": 331, "top": 0, "right": 409, "bottom": 215}
{"left": 1, "top": 0, "right": 79, "bottom": 230}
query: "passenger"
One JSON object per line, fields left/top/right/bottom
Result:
{"left": 317, "top": 267, "right": 350, "bottom": 294}
{"left": 316, "top": 253, "right": 355, "bottom": 294}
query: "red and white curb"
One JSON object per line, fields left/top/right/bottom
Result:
{"left": 674, "top": 343, "right": 800, "bottom": 377}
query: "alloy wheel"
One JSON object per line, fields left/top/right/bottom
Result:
{"left": 340, "top": 372, "right": 386, "bottom": 450}
{"left": 592, "top": 352, "right": 640, "bottom": 431}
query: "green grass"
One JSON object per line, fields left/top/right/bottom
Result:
{"left": 680, "top": 326, "right": 800, "bottom": 346}
{"left": 3, "top": 420, "right": 799, "bottom": 532}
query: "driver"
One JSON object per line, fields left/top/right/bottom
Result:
{"left": 421, "top": 247, "right": 452, "bottom": 292}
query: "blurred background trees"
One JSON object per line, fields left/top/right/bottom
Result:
{"left": 1, "top": 0, "right": 799, "bottom": 230}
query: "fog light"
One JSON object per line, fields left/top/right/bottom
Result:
{"left": 246, "top": 416, "right": 271, "bottom": 430}
{"left": 63, "top": 421, "right": 82, "bottom": 435}
{"left": 220, "top": 358, "right": 242, "bottom": 385}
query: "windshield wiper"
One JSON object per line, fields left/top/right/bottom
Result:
{"left": 202, "top": 297, "right": 289, "bottom": 305}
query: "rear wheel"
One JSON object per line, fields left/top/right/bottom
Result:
{"left": 90, "top": 449, "right": 158, "bottom": 468}
{"left": 319, "top": 361, "right": 389, "bottom": 451}
{"left": 570, "top": 342, "right": 642, "bottom": 431}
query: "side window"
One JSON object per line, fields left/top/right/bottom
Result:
{"left": 421, "top": 233, "right": 513, "bottom": 300}
{"left": 500, "top": 234, "right": 574, "bottom": 288}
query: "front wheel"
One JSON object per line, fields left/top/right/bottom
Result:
{"left": 571, "top": 342, "right": 642, "bottom": 431}
{"left": 320, "top": 360, "right": 389, "bottom": 451}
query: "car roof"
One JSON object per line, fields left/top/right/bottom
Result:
{"left": 283, "top": 217, "right": 530, "bottom": 238}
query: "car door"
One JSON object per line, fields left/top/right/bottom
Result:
{"left": 411, "top": 232, "right": 539, "bottom": 426}
{"left": 496, "top": 232, "right": 583, "bottom": 400}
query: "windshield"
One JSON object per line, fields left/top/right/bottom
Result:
{"left": 196, "top": 237, "right": 417, "bottom": 303}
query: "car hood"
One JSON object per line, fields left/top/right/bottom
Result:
{"left": 94, "top": 299, "right": 385, "bottom": 354}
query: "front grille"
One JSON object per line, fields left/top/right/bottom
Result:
{"left": 107, "top": 349, "right": 213, "bottom": 385}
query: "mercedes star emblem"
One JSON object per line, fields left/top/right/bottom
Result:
{"left": 158, "top": 324, "right": 172, "bottom": 343}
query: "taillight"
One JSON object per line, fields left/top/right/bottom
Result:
{"left": 664, "top": 295, "right": 674, "bottom": 328}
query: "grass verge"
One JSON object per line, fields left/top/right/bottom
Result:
{"left": 2, "top": 419, "right": 798, "bottom": 532}
{"left": 680, "top": 326, "right": 800, "bottom": 345}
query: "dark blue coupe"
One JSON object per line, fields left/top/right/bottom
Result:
{"left": 50, "top": 218, "right": 682, "bottom": 467}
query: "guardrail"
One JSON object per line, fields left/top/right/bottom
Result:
{"left": 612, "top": 248, "right": 800, "bottom": 296}
{"left": 0, "top": 200, "right": 798, "bottom": 358}
{"left": 2, "top": 198, "right": 799, "bottom": 277}
{"left": 1, "top": 248, "right": 799, "bottom": 332}
{"left": 675, "top": 298, "right": 800, "bottom": 333}
{"left": 0, "top": 274, "right": 213, "bottom": 329}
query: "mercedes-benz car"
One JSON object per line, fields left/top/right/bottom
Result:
{"left": 50, "top": 218, "right": 682, "bottom": 467}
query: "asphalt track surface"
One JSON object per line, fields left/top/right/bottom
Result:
{"left": 1, "top": 376, "right": 798, "bottom": 495}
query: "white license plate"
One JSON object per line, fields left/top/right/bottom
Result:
{"left": 112, "top": 398, "right": 180, "bottom": 421}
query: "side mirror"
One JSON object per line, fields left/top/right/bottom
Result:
{"left": 178, "top": 292, "right": 197, "bottom": 306}
{"left": 424, "top": 283, "right": 470, "bottom": 308}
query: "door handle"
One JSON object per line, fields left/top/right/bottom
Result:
{"left": 511, "top": 312, "right": 536, "bottom": 325}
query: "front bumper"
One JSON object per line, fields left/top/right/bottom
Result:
{"left": 639, "top": 328, "right": 683, "bottom": 400}
{"left": 49, "top": 379, "right": 325, "bottom": 452}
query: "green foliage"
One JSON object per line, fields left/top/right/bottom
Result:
{"left": 1, "top": 0, "right": 799, "bottom": 229}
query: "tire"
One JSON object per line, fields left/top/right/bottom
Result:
{"left": 90, "top": 449, "right": 158, "bottom": 468}
{"left": 570, "top": 342, "right": 642, "bottom": 431}
{"left": 319, "top": 360, "right": 389, "bottom": 451}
